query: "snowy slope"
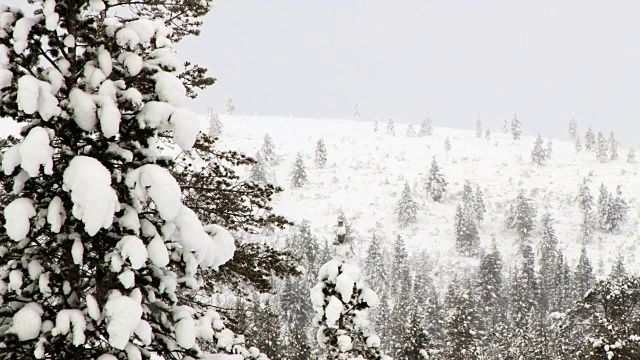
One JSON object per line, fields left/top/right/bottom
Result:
{"left": 212, "top": 115, "right": 640, "bottom": 292}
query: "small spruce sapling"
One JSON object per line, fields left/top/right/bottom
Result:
{"left": 315, "top": 138, "right": 328, "bottom": 168}
{"left": 511, "top": 113, "right": 522, "bottom": 140}
{"left": 291, "top": 152, "right": 308, "bottom": 188}
{"left": 225, "top": 96, "right": 236, "bottom": 114}
{"left": 387, "top": 118, "right": 396, "bottom": 136}
{"left": 476, "top": 114, "right": 483, "bottom": 138}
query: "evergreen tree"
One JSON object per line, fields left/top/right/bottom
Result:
{"left": 596, "top": 131, "right": 609, "bottom": 163}
{"left": 444, "top": 281, "right": 480, "bottom": 359}
{"left": 387, "top": 118, "right": 395, "bottom": 136}
{"left": 419, "top": 116, "right": 432, "bottom": 136}
{"left": 579, "top": 210, "right": 596, "bottom": 244}
{"left": 337, "top": 209, "right": 358, "bottom": 245}
{"left": 609, "top": 131, "right": 619, "bottom": 161}
{"left": 249, "top": 152, "right": 269, "bottom": 184}
{"left": 310, "top": 220, "right": 389, "bottom": 359}
{"left": 225, "top": 97, "right": 236, "bottom": 114}
{"left": 425, "top": 156, "right": 447, "bottom": 202}
{"left": 546, "top": 137, "right": 553, "bottom": 159}
{"left": 388, "top": 282, "right": 416, "bottom": 357}
{"left": 476, "top": 240, "right": 506, "bottom": 346}
{"left": 505, "top": 189, "right": 536, "bottom": 243}
{"left": 290, "top": 152, "right": 308, "bottom": 188}
{"left": 454, "top": 204, "right": 479, "bottom": 256}
{"left": 475, "top": 114, "right": 482, "bottom": 138}
{"left": 585, "top": 126, "right": 596, "bottom": 151}
{"left": 261, "top": 133, "right": 279, "bottom": 165}
{"left": 596, "top": 183, "right": 610, "bottom": 230}
{"left": 390, "top": 235, "right": 411, "bottom": 294}
{"left": 444, "top": 137, "right": 451, "bottom": 157}
{"left": 510, "top": 244, "right": 540, "bottom": 329}
{"left": 569, "top": 117, "right": 578, "bottom": 140}
{"left": 607, "top": 185, "right": 629, "bottom": 234}
{"left": 364, "top": 235, "right": 387, "bottom": 294}
{"left": 249, "top": 298, "right": 286, "bottom": 358}
{"left": 610, "top": 253, "right": 627, "bottom": 278}
{"left": 0, "top": 1, "right": 270, "bottom": 358}
{"left": 373, "top": 116, "right": 379, "bottom": 133}
{"left": 511, "top": 113, "right": 522, "bottom": 140}
{"left": 576, "top": 177, "right": 594, "bottom": 215}
{"left": 207, "top": 104, "right": 223, "bottom": 137}
{"left": 575, "top": 135, "right": 583, "bottom": 152}
{"left": 574, "top": 245, "right": 595, "bottom": 300}
{"left": 473, "top": 185, "right": 486, "bottom": 223}
{"left": 396, "top": 181, "right": 418, "bottom": 228}
{"left": 531, "top": 134, "right": 546, "bottom": 165}
{"left": 353, "top": 103, "right": 360, "bottom": 121}
{"left": 315, "top": 138, "right": 328, "bottom": 168}
{"left": 503, "top": 117, "right": 509, "bottom": 133}
{"left": 563, "top": 277, "right": 640, "bottom": 359}
{"left": 406, "top": 124, "right": 416, "bottom": 137}
{"left": 485, "top": 128, "right": 491, "bottom": 140}
{"left": 628, "top": 146, "right": 636, "bottom": 164}
{"left": 538, "top": 213, "right": 559, "bottom": 315}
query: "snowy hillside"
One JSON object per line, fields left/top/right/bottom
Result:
{"left": 212, "top": 115, "right": 640, "bottom": 291}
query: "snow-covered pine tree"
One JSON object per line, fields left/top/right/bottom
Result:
{"left": 573, "top": 245, "right": 595, "bottom": 300}
{"left": 454, "top": 204, "right": 479, "bottom": 256}
{"left": 396, "top": 181, "right": 418, "bottom": 228}
{"left": 596, "top": 131, "right": 609, "bottom": 163}
{"left": 510, "top": 244, "right": 540, "bottom": 329}
{"left": 249, "top": 298, "right": 286, "bottom": 359}
{"left": 425, "top": 156, "right": 447, "bottom": 202}
{"left": 576, "top": 177, "right": 594, "bottom": 215}
{"left": 390, "top": 235, "right": 410, "bottom": 295}
{"left": 473, "top": 185, "right": 486, "bottom": 223}
{"left": 373, "top": 116, "right": 379, "bottom": 133}
{"left": 568, "top": 117, "right": 578, "bottom": 140}
{"left": 444, "top": 279, "right": 481, "bottom": 359}
{"left": 607, "top": 185, "right": 629, "bottom": 234}
{"left": 418, "top": 117, "right": 430, "bottom": 136}
{"left": 538, "top": 213, "right": 559, "bottom": 315}
{"left": 596, "top": 183, "right": 610, "bottom": 230}
{"left": 609, "top": 131, "right": 619, "bottom": 161}
{"left": 249, "top": 152, "right": 269, "bottom": 184}
{"left": 290, "top": 152, "right": 308, "bottom": 188}
{"left": 353, "top": 103, "right": 360, "bottom": 121}
{"left": 260, "top": 133, "right": 278, "bottom": 165}
{"left": 531, "top": 134, "right": 546, "bottom": 165}
{"left": 310, "top": 220, "right": 391, "bottom": 360}
{"left": 475, "top": 114, "right": 482, "bottom": 138}
{"left": 425, "top": 116, "right": 434, "bottom": 136}
{"left": 505, "top": 189, "right": 536, "bottom": 243}
{"left": 485, "top": 128, "right": 491, "bottom": 140}
{"left": 364, "top": 235, "right": 387, "bottom": 295}
{"left": 584, "top": 126, "right": 595, "bottom": 151}
{"left": 315, "top": 138, "right": 328, "bottom": 168}
{"left": 406, "top": 124, "right": 415, "bottom": 137}
{"left": 476, "top": 239, "right": 506, "bottom": 350}
{"left": 564, "top": 276, "right": 640, "bottom": 359}
{"left": 546, "top": 138, "right": 553, "bottom": 159}
{"left": 386, "top": 118, "right": 395, "bottom": 136}
{"left": 207, "top": 104, "right": 223, "bottom": 138}
{"left": 225, "top": 97, "right": 236, "bottom": 115}
{"left": 627, "top": 146, "right": 636, "bottom": 164}
{"left": 609, "top": 253, "right": 627, "bottom": 278}
{"left": 502, "top": 117, "right": 509, "bottom": 133}
{"left": 575, "top": 135, "right": 583, "bottom": 152}
{"left": 511, "top": 113, "right": 522, "bottom": 140}
{"left": 0, "top": 2, "right": 265, "bottom": 358}
{"left": 444, "top": 137, "right": 451, "bottom": 157}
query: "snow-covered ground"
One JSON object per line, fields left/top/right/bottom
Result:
{"left": 212, "top": 115, "right": 640, "bottom": 292}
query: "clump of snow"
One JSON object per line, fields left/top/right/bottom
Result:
{"left": 42, "top": 0, "right": 58, "bottom": 30}
{"left": 116, "top": 235, "right": 148, "bottom": 270}
{"left": 104, "top": 291, "right": 142, "bottom": 350}
{"left": 146, "top": 234, "right": 169, "bottom": 267}
{"left": 47, "top": 196, "right": 64, "bottom": 233}
{"left": 4, "top": 197, "right": 35, "bottom": 241}
{"left": 366, "top": 334, "right": 381, "bottom": 348}
{"left": 118, "top": 269, "right": 135, "bottom": 288}
{"left": 153, "top": 71, "right": 186, "bottom": 106}
{"left": 325, "top": 296, "right": 343, "bottom": 328}
{"left": 125, "top": 164, "right": 181, "bottom": 221}
{"left": 203, "top": 224, "right": 236, "bottom": 270}
{"left": 172, "top": 206, "right": 217, "bottom": 268}
{"left": 62, "top": 156, "right": 119, "bottom": 236}
{"left": 86, "top": 294, "right": 100, "bottom": 320}
{"left": 17, "top": 75, "right": 39, "bottom": 114}
{"left": 335, "top": 273, "right": 355, "bottom": 302}
{"left": 18, "top": 126, "right": 54, "bottom": 177}
{"left": 71, "top": 237, "right": 83, "bottom": 264}
{"left": 6, "top": 303, "right": 43, "bottom": 341}
{"left": 51, "top": 309, "right": 86, "bottom": 346}
{"left": 337, "top": 334, "right": 353, "bottom": 352}
{"left": 174, "top": 307, "right": 196, "bottom": 349}
{"left": 97, "top": 95, "right": 121, "bottom": 137}
{"left": 69, "top": 88, "right": 97, "bottom": 131}
{"left": 169, "top": 107, "right": 199, "bottom": 150}
{"left": 13, "top": 17, "right": 37, "bottom": 54}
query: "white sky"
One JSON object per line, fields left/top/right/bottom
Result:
{"left": 178, "top": 0, "right": 640, "bottom": 142}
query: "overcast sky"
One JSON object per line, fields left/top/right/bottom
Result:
{"left": 176, "top": 0, "right": 640, "bottom": 142}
